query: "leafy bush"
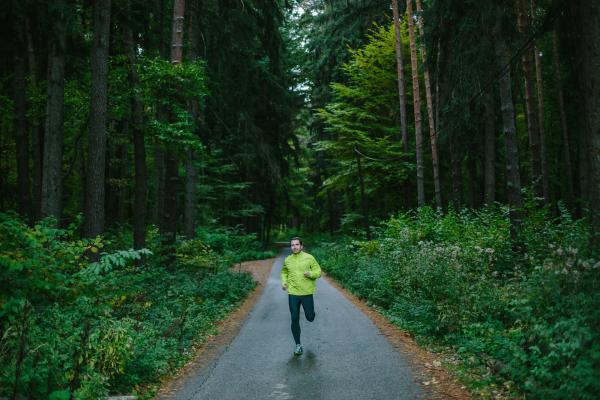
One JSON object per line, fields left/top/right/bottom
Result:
{"left": 196, "top": 225, "right": 277, "bottom": 265}
{"left": 0, "top": 213, "right": 258, "bottom": 398}
{"left": 311, "top": 203, "right": 600, "bottom": 399}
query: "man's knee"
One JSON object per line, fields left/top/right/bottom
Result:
{"left": 291, "top": 315, "right": 300, "bottom": 323}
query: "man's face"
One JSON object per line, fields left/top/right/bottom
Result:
{"left": 290, "top": 239, "right": 303, "bottom": 254}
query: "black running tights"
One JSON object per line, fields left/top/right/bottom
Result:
{"left": 288, "top": 294, "right": 315, "bottom": 345}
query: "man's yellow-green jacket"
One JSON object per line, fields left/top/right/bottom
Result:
{"left": 281, "top": 251, "right": 322, "bottom": 295}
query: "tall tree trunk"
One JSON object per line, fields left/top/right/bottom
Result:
{"left": 574, "top": 0, "right": 600, "bottom": 247}
{"left": 392, "top": 0, "right": 411, "bottom": 210}
{"left": 85, "top": 0, "right": 111, "bottom": 255}
{"left": 494, "top": 28, "right": 524, "bottom": 238}
{"left": 153, "top": 141, "right": 165, "bottom": 228}
{"left": 551, "top": 30, "right": 576, "bottom": 212}
{"left": 41, "top": 0, "right": 67, "bottom": 228}
{"left": 159, "top": 0, "right": 166, "bottom": 58}
{"left": 152, "top": 0, "right": 167, "bottom": 229}
{"left": 516, "top": 0, "right": 543, "bottom": 203}
{"left": 184, "top": 0, "right": 202, "bottom": 240}
{"left": 184, "top": 151, "right": 196, "bottom": 238}
{"left": 13, "top": 19, "right": 31, "bottom": 221}
{"left": 450, "top": 133, "right": 464, "bottom": 213}
{"left": 530, "top": 0, "right": 549, "bottom": 205}
{"left": 78, "top": 141, "right": 87, "bottom": 212}
{"left": 163, "top": 0, "right": 185, "bottom": 253}
{"left": 117, "top": 120, "right": 129, "bottom": 227}
{"left": 415, "top": 0, "right": 441, "bottom": 209}
{"left": 406, "top": 0, "right": 424, "bottom": 208}
{"left": 484, "top": 86, "right": 496, "bottom": 206}
{"left": 468, "top": 151, "right": 476, "bottom": 209}
{"left": 123, "top": 20, "right": 148, "bottom": 261}
{"left": 163, "top": 151, "right": 179, "bottom": 251}
{"left": 26, "top": 19, "right": 42, "bottom": 222}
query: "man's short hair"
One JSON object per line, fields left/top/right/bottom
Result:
{"left": 290, "top": 237, "right": 303, "bottom": 246}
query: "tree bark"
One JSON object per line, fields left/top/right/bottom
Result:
{"left": 468, "top": 151, "right": 476, "bottom": 209}
{"left": 450, "top": 132, "right": 464, "bottom": 213}
{"left": 163, "top": 151, "right": 179, "bottom": 251}
{"left": 415, "top": 0, "right": 441, "bottom": 209}
{"left": 117, "top": 120, "right": 129, "bottom": 227}
{"left": 153, "top": 140, "right": 165, "bottom": 228}
{"left": 516, "top": 0, "right": 543, "bottom": 204}
{"left": 77, "top": 141, "right": 87, "bottom": 212}
{"left": 171, "top": 0, "right": 185, "bottom": 66}
{"left": 152, "top": 0, "right": 167, "bottom": 229}
{"left": 26, "top": 19, "right": 43, "bottom": 222}
{"left": 13, "top": 19, "right": 32, "bottom": 221}
{"left": 85, "top": 0, "right": 112, "bottom": 254}
{"left": 41, "top": 0, "right": 67, "bottom": 228}
{"left": 406, "top": 0, "right": 424, "bottom": 208}
{"left": 494, "top": 29, "right": 524, "bottom": 238}
{"left": 163, "top": 0, "right": 186, "bottom": 253}
{"left": 184, "top": 150, "right": 196, "bottom": 238}
{"left": 484, "top": 86, "right": 496, "bottom": 206}
{"left": 551, "top": 30, "right": 576, "bottom": 212}
{"left": 530, "top": 0, "right": 549, "bottom": 205}
{"left": 123, "top": 18, "right": 148, "bottom": 262}
{"left": 392, "top": 0, "right": 411, "bottom": 210}
{"left": 184, "top": 1, "right": 202, "bottom": 240}
{"left": 573, "top": 0, "right": 600, "bottom": 247}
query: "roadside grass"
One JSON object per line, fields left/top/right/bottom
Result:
{"left": 0, "top": 213, "right": 274, "bottom": 399}
{"left": 309, "top": 202, "right": 599, "bottom": 400}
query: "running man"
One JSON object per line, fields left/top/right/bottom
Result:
{"left": 281, "top": 237, "right": 322, "bottom": 355}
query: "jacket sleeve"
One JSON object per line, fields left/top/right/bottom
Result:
{"left": 281, "top": 258, "right": 289, "bottom": 285}
{"left": 308, "top": 256, "right": 322, "bottom": 279}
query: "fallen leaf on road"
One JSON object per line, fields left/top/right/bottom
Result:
{"left": 433, "top": 361, "right": 442, "bottom": 367}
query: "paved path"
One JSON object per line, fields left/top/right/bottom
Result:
{"left": 162, "top": 248, "right": 425, "bottom": 400}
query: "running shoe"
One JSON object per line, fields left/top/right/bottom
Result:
{"left": 294, "top": 344, "right": 303, "bottom": 355}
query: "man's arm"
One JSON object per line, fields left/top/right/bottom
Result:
{"left": 281, "top": 259, "right": 289, "bottom": 290}
{"left": 308, "top": 256, "right": 322, "bottom": 279}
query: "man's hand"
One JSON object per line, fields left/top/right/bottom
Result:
{"left": 282, "top": 283, "right": 287, "bottom": 291}
{"left": 304, "top": 271, "right": 311, "bottom": 278}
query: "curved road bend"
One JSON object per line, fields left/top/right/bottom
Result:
{"left": 158, "top": 247, "right": 425, "bottom": 400}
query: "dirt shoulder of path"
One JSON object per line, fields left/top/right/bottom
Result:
{"left": 321, "top": 271, "right": 474, "bottom": 400}
{"left": 153, "top": 256, "right": 276, "bottom": 399}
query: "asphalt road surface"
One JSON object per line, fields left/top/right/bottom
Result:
{"left": 164, "top": 247, "right": 425, "bottom": 400}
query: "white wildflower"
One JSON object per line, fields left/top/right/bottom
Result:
{"left": 562, "top": 268, "right": 568, "bottom": 274}
{"left": 492, "top": 271, "right": 498, "bottom": 276}
{"left": 549, "top": 244, "right": 555, "bottom": 249}
{"left": 485, "top": 248, "right": 495, "bottom": 254}
{"left": 556, "top": 248, "right": 564, "bottom": 256}
{"left": 566, "top": 258, "right": 574, "bottom": 267}
{"left": 534, "top": 266, "right": 541, "bottom": 270}
{"left": 582, "top": 261, "right": 591, "bottom": 269}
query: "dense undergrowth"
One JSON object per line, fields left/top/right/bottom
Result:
{"left": 311, "top": 202, "right": 600, "bottom": 400}
{"left": 0, "top": 213, "right": 275, "bottom": 398}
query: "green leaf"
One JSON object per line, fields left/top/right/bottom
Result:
{"left": 49, "top": 390, "right": 71, "bottom": 400}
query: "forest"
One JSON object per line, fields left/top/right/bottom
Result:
{"left": 0, "top": 0, "right": 599, "bottom": 398}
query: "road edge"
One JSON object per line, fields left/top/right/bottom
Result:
{"left": 321, "top": 271, "right": 473, "bottom": 400}
{"left": 152, "top": 255, "right": 279, "bottom": 399}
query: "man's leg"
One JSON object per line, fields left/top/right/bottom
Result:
{"left": 288, "top": 294, "right": 302, "bottom": 344}
{"left": 299, "top": 294, "right": 315, "bottom": 322}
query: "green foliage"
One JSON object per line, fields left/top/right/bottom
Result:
{"left": 196, "top": 225, "right": 277, "bottom": 266}
{"left": 0, "top": 213, "right": 261, "bottom": 398}
{"left": 313, "top": 21, "right": 415, "bottom": 226}
{"left": 311, "top": 203, "right": 600, "bottom": 399}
